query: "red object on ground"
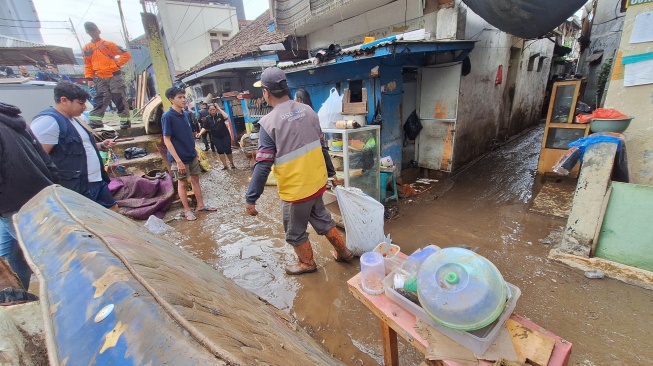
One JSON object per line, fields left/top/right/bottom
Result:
{"left": 576, "top": 108, "right": 629, "bottom": 124}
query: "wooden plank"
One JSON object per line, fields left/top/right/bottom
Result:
{"left": 381, "top": 321, "right": 399, "bottom": 366}
{"left": 439, "top": 122, "right": 455, "bottom": 171}
{"left": 139, "top": 71, "right": 148, "bottom": 110}
{"left": 505, "top": 319, "right": 554, "bottom": 366}
{"left": 136, "top": 74, "right": 143, "bottom": 110}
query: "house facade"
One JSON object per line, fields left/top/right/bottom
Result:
{"left": 603, "top": 0, "right": 653, "bottom": 186}
{"left": 154, "top": 0, "right": 244, "bottom": 73}
{"left": 275, "top": 0, "right": 555, "bottom": 174}
{"left": 577, "top": 0, "right": 626, "bottom": 108}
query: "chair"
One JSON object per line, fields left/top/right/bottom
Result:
{"left": 380, "top": 170, "right": 398, "bottom": 203}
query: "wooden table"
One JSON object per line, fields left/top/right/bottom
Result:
{"left": 347, "top": 272, "right": 572, "bottom": 366}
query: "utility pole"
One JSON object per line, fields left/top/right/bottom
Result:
{"left": 68, "top": 18, "right": 84, "bottom": 52}
{"left": 117, "top": 0, "right": 131, "bottom": 42}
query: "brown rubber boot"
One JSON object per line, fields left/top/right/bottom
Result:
{"left": 285, "top": 240, "right": 318, "bottom": 275}
{"left": 325, "top": 227, "right": 354, "bottom": 262}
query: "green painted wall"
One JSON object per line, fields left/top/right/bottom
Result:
{"left": 595, "top": 182, "right": 653, "bottom": 271}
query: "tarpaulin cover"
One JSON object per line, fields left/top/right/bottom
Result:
{"left": 462, "top": 0, "right": 585, "bottom": 39}
{"left": 576, "top": 108, "right": 629, "bottom": 124}
{"left": 555, "top": 133, "right": 630, "bottom": 182}
{"left": 109, "top": 175, "right": 175, "bottom": 219}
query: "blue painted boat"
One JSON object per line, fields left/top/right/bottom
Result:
{"left": 15, "top": 186, "right": 343, "bottom": 366}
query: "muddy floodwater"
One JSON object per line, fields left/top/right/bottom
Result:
{"left": 165, "top": 126, "right": 653, "bottom": 365}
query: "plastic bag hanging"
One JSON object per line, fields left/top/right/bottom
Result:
{"left": 317, "top": 88, "right": 343, "bottom": 129}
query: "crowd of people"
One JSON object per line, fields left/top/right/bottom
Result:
{"left": 1, "top": 64, "right": 352, "bottom": 300}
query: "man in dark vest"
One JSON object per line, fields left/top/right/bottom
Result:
{"left": 31, "top": 81, "right": 119, "bottom": 212}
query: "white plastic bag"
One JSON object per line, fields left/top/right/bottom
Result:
{"left": 144, "top": 215, "right": 173, "bottom": 234}
{"left": 335, "top": 186, "right": 385, "bottom": 256}
{"left": 317, "top": 87, "right": 343, "bottom": 129}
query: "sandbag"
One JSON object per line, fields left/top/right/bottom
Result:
{"left": 335, "top": 186, "right": 385, "bottom": 256}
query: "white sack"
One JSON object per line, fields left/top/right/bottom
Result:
{"left": 335, "top": 186, "right": 385, "bottom": 256}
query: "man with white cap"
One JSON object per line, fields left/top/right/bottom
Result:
{"left": 245, "top": 67, "right": 353, "bottom": 275}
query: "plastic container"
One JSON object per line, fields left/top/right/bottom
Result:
{"left": 402, "top": 245, "right": 440, "bottom": 276}
{"left": 383, "top": 270, "right": 520, "bottom": 355}
{"left": 590, "top": 117, "right": 632, "bottom": 133}
{"left": 417, "top": 247, "right": 508, "bottom": 332}
{"left": 373, "top": 242, "right": 402, "bottom": 275}
{"left": 360, "top": 252, "right": 385, "bottom": 295}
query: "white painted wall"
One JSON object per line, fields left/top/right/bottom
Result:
{"left": 604, "top": 3, "right": 653, "bottom": 186}
{"left": 454, "top": 1, "right": 553, "bottom": 168}
{"left": 0, "top": 0, "right": 43, "bottom": 43}
{"left": 157, "top": 0, "right": 239, "bottom": 72}
{"left": 305, "top": 0, "right": 424, "bottom": 49}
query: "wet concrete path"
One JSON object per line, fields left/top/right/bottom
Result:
{"left": 165, "top": 126, "right": 653, "bottom": 365}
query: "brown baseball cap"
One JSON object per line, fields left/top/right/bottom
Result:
{"left": 253, "top": 67, "right": 287, "bottom": 89}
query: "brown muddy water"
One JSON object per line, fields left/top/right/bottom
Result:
{"left": 164, "top": 126, "right": 653, "bottom": 366}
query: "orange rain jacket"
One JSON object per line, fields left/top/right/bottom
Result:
{"left": 83, "top": 39, "right": 131, "bottom": 79}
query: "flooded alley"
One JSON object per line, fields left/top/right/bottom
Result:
{"left": 164, "top": 125, "right": 653, "bottom": 366}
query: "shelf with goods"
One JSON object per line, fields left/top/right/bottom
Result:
{"left": 323, "top": 125, "right": 381, "bottom": 202}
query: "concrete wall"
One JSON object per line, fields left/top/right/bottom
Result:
{"left": 453, "top": 4, "right": 553, "bottom": 169}
{"left": 157, "top": 0, "right": 239, "bottom": 72}
{"left": 0, "top": 0, "right": 43, "bottom": 43}
{"left": 604, "top": 3, "right": 653, "bottom": 186}
{"left": 305, "top": 0, "right": 425, "bottom": 49}
{"left": 577, "top": 0, "right": 625, "bottom": 107}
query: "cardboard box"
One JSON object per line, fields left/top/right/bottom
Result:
{"left": 342, "top": 88, "right": 368, "bottom": 115}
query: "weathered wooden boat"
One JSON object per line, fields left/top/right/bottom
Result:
{"left": 15, "top": 186, "right": 343, "bottom": 366}
{"left": 462, "top": 0, "right": 586, "bottom": 39}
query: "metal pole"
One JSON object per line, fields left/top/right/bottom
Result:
{"left": 117, "top": 0, "right": 131, "bottom": 42}
{"left": 68, "top": 18, "right": 84, "bottom": 52}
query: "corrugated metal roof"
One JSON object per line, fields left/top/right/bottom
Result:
{"left": 278, "top": 39, "right": 475, "bottom": 71}
{"left": 0, "top": 35, "right": 49, "bottom": 48}
{"left": 0, "top": 35, "right": 77, "bottom": 65}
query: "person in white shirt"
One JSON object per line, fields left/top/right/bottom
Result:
{"left": 31, "top": 81, "right": 119, "bottom": 211}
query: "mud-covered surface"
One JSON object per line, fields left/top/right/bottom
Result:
{"left": 164, "top": 129, "right": 653, "bottom": 366}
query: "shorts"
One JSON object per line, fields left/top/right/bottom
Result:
{"left": 281, "top": 195, "right": 335, "bottom": 246}
{"left": 171, "top": 157, "right": 202, "bottom": 181}
{"left": 88, "top": 181, "right": 117, "bottom": 208}
{"left": 212, "top": 133, "right": 232, "bottom": 155}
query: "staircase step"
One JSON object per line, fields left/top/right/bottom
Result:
{"left": 110, "top": 134, "right": 161, "bottom": 157}
{"left": 107, "top": 153, "right": 165, "bottom": 178}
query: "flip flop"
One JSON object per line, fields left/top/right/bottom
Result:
{"left": 198, "top": 206, "right": 218, "bottom": 212}
{"left": 184, "top": 212, "right": 197, "bottom": 221}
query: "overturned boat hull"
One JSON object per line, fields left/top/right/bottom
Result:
{"left": 15, "top": 186, "right": 343, "bottom": 366}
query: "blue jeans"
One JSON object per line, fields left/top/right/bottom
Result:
{"left": 0, "top": 214, "right": 32, "bottom": 289}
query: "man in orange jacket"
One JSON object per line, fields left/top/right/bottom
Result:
{"left": 83, "top": 22, "right": 132, "bottom": 129}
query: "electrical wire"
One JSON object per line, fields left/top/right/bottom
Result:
{"left": 168, "top": 0, "right": 193, "bottom": 47}
{"left": 0, "top": 17, "right": 67, "bottom": 23}
{"left": 75, "top": 0, "right": 97, "bottom": 29}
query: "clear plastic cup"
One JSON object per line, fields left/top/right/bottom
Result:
{"left": 360, "top": 252, "right": 385, "bottom": 295}
{"left": 402, "top": 245, "right": 440, "bottom": 276}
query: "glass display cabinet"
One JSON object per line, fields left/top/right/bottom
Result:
{"left": 537, "top": 78, "right": 589, "bottom": 178}
{"left": 322, "top": 125, "right": 381, "bottom": 202}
